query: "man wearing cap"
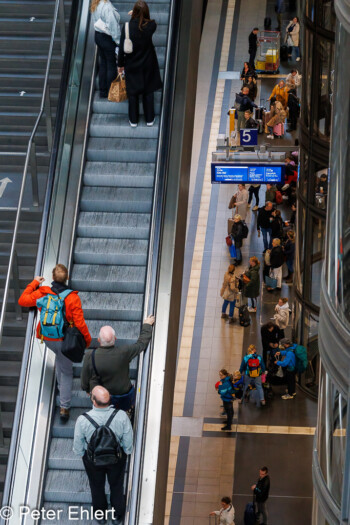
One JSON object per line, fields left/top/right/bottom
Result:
{"left": 274, "top": 338, "right": 296, "bottom": 400}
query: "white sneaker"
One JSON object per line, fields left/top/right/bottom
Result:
{"left": 146, "top": 119, "right": 155, "bottom": 126}
{"left": 296, "top": 57, "right": 301, "bottom": 61}
{"left": 267, "top": 134, "right": 274, "bottom": 139}
{"left": 281, "top": 394, "right": 294, "bottom": 400}
{"left": 248, "top": 307, "right": 257, "bottom": 313}
{"left": 129, "top": 121, "right": 138, "bottom": 128}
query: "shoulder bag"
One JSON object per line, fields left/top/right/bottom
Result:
{"left": 94, "top": 18, "right": 111, "bottom": 35}
{"left": 124, "top": 22, "right": 133, "bottom": 53}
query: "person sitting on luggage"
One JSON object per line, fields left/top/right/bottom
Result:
{"left": 243, "top": 110, "right": 258, "bottom": 129}
{"left": 231, "top": 214, "right": 245, "bottom": 264}
{"left": 73, "top": 386, "right": 133, "bottom": 523}
{"left": 217, "top": 369, "right": 235, "bottom": 431}
{"left": 286, "top": 88, "right": 300, "bottom": 132}
{"left": 209, "top": 496, "right": 235, "bottom": 524}
{"left": 261, "top": 321, "right": 282, "bottom": 365}
{"left": 268, "top": 80, "right": 289, "bottom": 108}
{"left": 239, "top": 345, "right": 266, "bottom": 407}
{"left": 266, "top": 100, "right": 286, "bottom": 139}
{"left": 18, "top": 264, "right": 92, "bottom": 423}
{"left": 242, "top": 256, "right": 260, "bottom": 313}
{"left": 242, "top": 75, "right": 257, "bottom": 101}
{"left": 275, "top": 338, "right": 297, "bottom": 400}
{"left": 81, "top": 315, "right": 155, "bottom": 416}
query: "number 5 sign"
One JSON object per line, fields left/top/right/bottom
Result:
{"left": 240, "top": 128, "right": 258, "bottom": 146}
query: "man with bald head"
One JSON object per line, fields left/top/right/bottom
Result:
{"left": 81, "top": 315, "right": 155, "bottom": 414}
{"left": 73, "top": 386, "right": 133, "bottom": 524}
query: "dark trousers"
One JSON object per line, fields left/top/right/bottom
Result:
{"left": 223, "top": 401, "right": 234, "bottom": 428}
{"left": 95, "top": 31, "right": 117, "bottom": 97}
{"left": 286, "top": 369, "right": 296, "bottom": 395}
{"left": 128, "top": 92, "right": 155, "bottom": 124}
{"left": 83, "top": 453, "right": 126, "bottom": 517}
{"left": 249, "top": 49, "right": 257, "bottom": 68}
{"left": 248, "top": 186, "right": 260, "bottom": 206}
{"left": 289, "top": 112, "right": 298, "bottom": 130}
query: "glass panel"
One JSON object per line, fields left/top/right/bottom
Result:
{"left": 321, "top": 0, "right": 336, "bottom": 33}
{"left": 314, "top": 167, "right": 328, "bottom": 210}
{"left": 316, "top": 38, "right": 334, "bottom": 139}
{"left": 299, "top": 149, "right": 308, "bottom": 200}
{"left": 295, "top": 203, "right": 305, "bottom": 295}
{"left": 303, "top": 30, "right": 313, "bottom": 128}
{"left": 310, "top": 216, "right": 325, "bottom": 306}
{"left": 305, "top": 0, "right": 315, "bottom": 23}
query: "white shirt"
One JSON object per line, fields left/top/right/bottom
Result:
{"left": 214, "top": 504, "right": 235, "bottom": 524}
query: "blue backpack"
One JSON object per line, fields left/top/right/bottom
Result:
{"left": 37, "top": 290, "right": 72, "bottom": 341}
{"left": 292, "top": 344, "right": 308, "bottom": 374}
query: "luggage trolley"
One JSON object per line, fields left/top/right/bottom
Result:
{"left": 255, "top": 30, "right": 280, "bottom": 74}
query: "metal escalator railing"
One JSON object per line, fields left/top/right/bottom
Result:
{"left": 0, "top": 0, "right": 80, "bottom": 518}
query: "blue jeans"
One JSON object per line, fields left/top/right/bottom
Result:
{"left": 222, "top": 299, "right": 236, "bottom": 318}
{"left": 286, "top": 258, "right": 294, "bottom": 273}
{"left": 294, "top": 45, "right": 300, "bottom": 59}
{"left": 110, "top": 385, "right": 136, "bottom": 411}
{"left": 260, "top": 227, "right": 272, "bottom": 250}
{"left": 236, "top": 247, "right": 242, "bottom": 261}
{"left": 242, "top": 375, "right": 265, "bottom": 407}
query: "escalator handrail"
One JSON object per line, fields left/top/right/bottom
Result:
{"left": 125, "top": 0, "right": 182, "bottom": 521}
{"left": 0, "top": 0, "right": 81, "bottom": 515}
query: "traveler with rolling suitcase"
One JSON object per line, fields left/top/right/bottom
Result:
{"left": 209, "top": 496, "right": 235, "bottom": 524}
{"left": 266, "top": 101, "right": 286, "bottom": 140}
{"left": 251, "top": 466, "right": 270, "bottom": 524}
{"left": 220, "top": 264, "right": 239, "bottom": 324}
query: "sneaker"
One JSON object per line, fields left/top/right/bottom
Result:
{"left": 267, "top": 134, "right": 274, "bottom": 139}
{"left": 221, "top": 425, "right": 232, "bottom": 431}
{"left": 221, "top": 313, "right": 228, "bottom": 319}
{"left": 252, "top": 205, "right": 259, "bottom": 211}
{"left": 129, "top": 120, "right": 138, "bottom": 127}
{"left": 248, "top": 307, "right": 257, "bottom": 313}
{"left": 60, "top": 407, "right": 70, "bottom": 423}
{"left": 247, "top": 203, "right": 251, "bottom": 208}
{"left": 146, "top": 119, "right": 155, "bottom": 126}
{"left": 260, "top": 400, "right": 266, "bottom": 406}
{"left": 228, "top": 317, "right": 235, "bottom": 324}
{"left": 296, "top": 57, "right": 301, "bottom": 61}
{"left": 281, "top": 394, "right": 294, "bottom": 400}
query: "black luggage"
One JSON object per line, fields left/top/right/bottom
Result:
{"left": 254, "top": 107, "right": 264, "bottom": 120}
{"left": 264, "top": 17, "right": 272, "bottom": 30}
{"left": 256, "top": 119, "right": 263, "bottom": 133}
{"left": 239, "top": 305, "right": 251, "bottom": 327}
{"left": 61, "top": 326, "right": 86, "bottom": 362}
{"left": 244, "top": 502, "right": 256, "bottom": 525}
{"left": 280, "top": 44, "right": 289, "bottom": 61}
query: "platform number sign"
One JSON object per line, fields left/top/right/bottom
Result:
{"left": 240, "top": 128, "right": 258, "bottom": 146}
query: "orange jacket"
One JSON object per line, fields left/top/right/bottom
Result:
{"left": 18, "top": 279, "right": 92, "bottom": 347}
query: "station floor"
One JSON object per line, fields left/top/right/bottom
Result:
{"left": 165, "top": 1, "right": 317, "bottom": 524}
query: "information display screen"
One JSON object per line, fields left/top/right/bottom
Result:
{"left": 211, "top": 163, "right": 284, "bottom": 184}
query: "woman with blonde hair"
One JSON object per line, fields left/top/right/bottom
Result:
{"left": 91, "top": 0, "right": 121, "bottom": 98}
{"left": 220, "top": 264, "right": 239, "bottom": 324}
{"left": 230, "top": 214, "right": 245, "bottom": 264}
{"left": 266, "top": 100, "right": 287, "bottom": 139}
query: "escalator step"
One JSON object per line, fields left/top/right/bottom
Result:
{"left": 80, "top": 186, "right": 153, "bottom": 213}
{"left": 86, "top": 137, "right": 157, "bottom": 163}
{"left": 77, "top": 211, "right": 151, "bottom": 239}
{"left": 73, "top": 238, "right": 148, "bottom": 265}
{"left": 71, "top": 264, "right": 146, "bottom": 293}
{"left": 84, "top": 161, "right": 155, "bottom": 188}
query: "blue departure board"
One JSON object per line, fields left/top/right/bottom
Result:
{"left": 211, "top": 163, "right": 284, "bottom": 184}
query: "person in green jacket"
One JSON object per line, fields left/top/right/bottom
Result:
{"left": 243, "top": 256, "right": 261, "bottom": 313}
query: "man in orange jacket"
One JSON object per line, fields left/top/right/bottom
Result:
{"left": 19, "top": 264, "right": 91, "bottom": 422}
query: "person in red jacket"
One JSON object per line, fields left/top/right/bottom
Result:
{"left": 18, "top": 264, "right": 91, "bottom": 422}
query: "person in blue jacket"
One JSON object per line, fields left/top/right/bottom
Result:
{"left": 239, "top": 345, "right": 266, "bottom": 407}
{"left": 218, "top": 369, "right": 234, "bottom": 431}
{"left": 275, "top": 338, "right": 296, "bottom": 400}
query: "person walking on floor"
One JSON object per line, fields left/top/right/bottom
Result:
{"left": 248, "top": 27, "right": 259, "bottom": 69}
{"left": 275, "top": 338, "right": 297, "bottom": 399}
{"left": 217, "top": 369, "right": 235, "bottom": 431}
{"left": 257, "top": 201, "right": 274, "bottom": 252}
{"left": 283, "top": 230, "right": 296, "bottom": 282}
{"left": 273, "top": 297, "right": 290, "bottom": 338}
{"left": 220, "top": 264, "right": 239, "bottom": 324}
{"left": 81, "top": 315, "right": 155, "bottom": 416}
{"left": 231, "top": 215, "right": 245, "bottom": 264}
{"left": 248, "top": 184, "right": 260, "bottom": 211}
{"left": 91, "top": 0, "right": 121, "bottom": 99}
{"left": 18, "top": 264, "right": 91, "bottom": 423}
{"left": 242, "top": 256, "right": 260, "bottom": 313}
{"left": 251, "top": 466, "right": 270, "bottom": 525}
{"left": 118, "top": 1, "right": 162, "bottom": 127}
{"left": 286, "top": 16, "right": 301, "bottom": 61}
{"left": 266, "top": 238, "right": 284, "bottom": 291}
{"left": 73, "top": 386, "right": 133, "bottom": 524}
{"left": 240, "top": 345, "right": 266, "bottom": 407}
{"left": 209, "top": 496, "right": 235, "bottom": 524}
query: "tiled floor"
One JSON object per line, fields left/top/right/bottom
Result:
{"left": 166, "top": 0, "right": 317, "bottom": 523}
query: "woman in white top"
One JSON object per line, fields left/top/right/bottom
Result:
{"left": 233, "top": 184, "right": 249, "bottom": 220}
{"left": 286, "top": 17, "right": 300, "bottom": 62}
{"left": 209, "top": 496, "right": 235, "bottom": 524}
{"left": 273, "top": 297, "right": 290, "bottom": 338}
{"left": 91, "top": 0, "right": 121, "bottom": 98}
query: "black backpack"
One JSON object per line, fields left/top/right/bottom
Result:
{"left": 83, "top": 409, "right": 123, "bottom": 466}
{"left": 241, "top": 221, "right": 249, "bottom": 239}
{"left": 239, "top": 305, "right": 251, "bottom": 327}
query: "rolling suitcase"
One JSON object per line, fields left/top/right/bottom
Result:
{"left": 256, "top": 119, "right": 263, "bottom": 133}
{"left": 273, "top": 122, "right": 285, "bottom": 138}
{"left": 254, "top": 107, "right": 264, "bottom": 120}
{"left": 239, "top": 304, "right": 251, "bottom": 327}
{"left": 280, "top": 44, "right": 289, "bottom": 61}
{"left": 244, "top": 502, "right": 256, "bottom": 525}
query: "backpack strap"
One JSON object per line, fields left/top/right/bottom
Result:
{"left": 58, "top": 289, "right": 73, "bottom": 300}
{"left": 105, "top": 409, "right": 119, "bottom": 428}
{"left": 82, "top": 412, "right": 99, "bottom": 429}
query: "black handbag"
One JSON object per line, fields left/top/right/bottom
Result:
{"left": 61, "top": 325, "right": 86, "bottom": 362}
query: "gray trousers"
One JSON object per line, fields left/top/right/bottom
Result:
{"left": 45, "top": 340, "right": 73, "bottom": 409}
{"left": 237, "top": 111, "right": 246, "bottom": 132}
{"left": 256, "top": 501, "right": 268, "bottom": 524}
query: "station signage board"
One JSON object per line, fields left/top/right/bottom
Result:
{"left": 211, "top": 163, "right": 285, "bottom": 184}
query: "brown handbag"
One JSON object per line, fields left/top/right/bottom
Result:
{"left": 228, "top": 195, "right": 237, "bottom": 209}
{"left": 242, "top": 274, "right": 251, "bottom": 283}
{"left": 108, "top": 74, "right": 128, "bottom": 102}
